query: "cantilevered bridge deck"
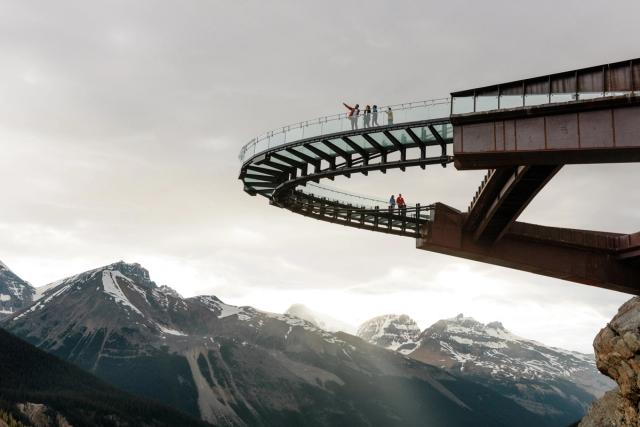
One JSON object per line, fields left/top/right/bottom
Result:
{"left": 239, "top": 58, "right": 640, "bottom": 293}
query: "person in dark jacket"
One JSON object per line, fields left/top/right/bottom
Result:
{"left": 363, "top": 105, "right": 371, "bottom": 128}
{"left": 372, "top": 105, "right": 379, "bottom": 126}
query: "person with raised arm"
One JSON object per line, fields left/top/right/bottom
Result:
{"left": 343, "top": 102, "right": 360, "bottom": 130}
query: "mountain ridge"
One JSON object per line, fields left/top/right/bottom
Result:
{"left": 357, "top": 312, "right": 615, "bottom": 427}
{"left": 4, "top": 260, "right": 554, "bottom": 427}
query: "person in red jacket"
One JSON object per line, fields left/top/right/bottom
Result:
{"left": 343, "top": 102, "right": 360, "bottom": 130}
{"left": 396, "top": 193, "right": 406, "bottom": 214}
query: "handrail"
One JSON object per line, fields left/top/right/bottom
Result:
{"left": 299, "top": 182, "right": 388, "bottom": 208}
{"left": 239, "top": 97, "right": 451, "bottom": 162}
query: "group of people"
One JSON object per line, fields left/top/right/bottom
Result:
{"left": 342, "top": 103, "right": 394, "bottom": 130}
{"left": 389, "top": 194, "right": 407, "bottom": 213}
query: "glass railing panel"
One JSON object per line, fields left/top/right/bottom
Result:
{"left": 268, "top": 132, "right": 286, "bottom": 150}
{"left": 284, "top": 126, "right": 304, "bottom": 143}
{"left": 241, "top": 98, "right": 453, "bottom": 161}
{"left": 550, "top": 93, "right": 576, "bottom": 103}
{"left": 298, "top": 183, "right": 386, "bottom": 209}
{"left": 452, "top": 96, "right": 474, "bottom": 114}
{"left": 322, "top": 117, "right": 348, "bottom": 135}
{"left": 525, "top": 94, "right": 549, "bottom": 106}
{"left": 427, "top": 101, "right": 452, "bottom": 118}
{"left": 254, "top": 138, "right": 271, "bottom": 156}
{"left": 606, "top": 91, "right": 631, "bottom": 97}
{"left": 302, "top": 122, "right": 323, "bottom": 140}
{"left": 579, "top": 92, "right": 606, "bottom": 100}
{"left": 499, "top": 95, "right": 523, "bottom": 109}
{"left": 401, "top": 105, "right": 428, "bottom": 122}
{"left": 475, "top": 96, "right": 499, "bottom": 112}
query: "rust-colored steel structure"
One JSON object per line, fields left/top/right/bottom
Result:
{"left": 240, "top": 58, "right": 640, "bottom": 294}
{"left": 417, "top": 58, "right": 640, "bottom": 294}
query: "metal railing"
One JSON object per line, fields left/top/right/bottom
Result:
{"left": 239, "top": 98, "right": 451, "bottom": 162}
{"left": 298, "top": 182, "right": 387, "bottom": 209}
{"left": 291, "top": 187, "right": 433, "bottom": 222}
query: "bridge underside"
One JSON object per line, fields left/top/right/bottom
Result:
{"left": 418, "top": 204, "right": 640, "bottom": 294}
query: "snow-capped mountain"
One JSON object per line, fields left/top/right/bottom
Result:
{"left": 411, "top": 314, "right": 611, "bottom": 391}
{"left": 356, "top": 314, "right": 420, "bottom": 354}
{"left": 285, "top": 303, "right": 355, "bottom": 334}
{"left": 0, "top": 260, "right": 35, "bottom": 318}
{"left": 410, "top": 314, "right": 615, "bottom": 426}
{"left": 4, "top": 262, "right": 552, "bottom": 427}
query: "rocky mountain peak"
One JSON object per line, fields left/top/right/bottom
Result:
{"left": 486, "top": 321, "right": 505, "bottom": 330}
{"left": 157, "top": 285, "right": 181, "bottom": 298}
{"left": 357, "top": 314, "right": 421, "bottom": 354}
{"left": 0, "top": 260, "right": 35, "bottom": 318}
{"left": 105, "top": 261, "right": 156, "bottom": 289}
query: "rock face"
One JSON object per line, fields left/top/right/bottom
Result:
{"left": 580, "top": 296, "right": 640, "bottom": 427}
{"left": 5, "top": 261, "right": 554, "bottom": 427}
{"left": 357, "top": 314, "right": 421, "bottom": 354}
{"left": 0, "top": 261, "right": 34, "bottom": 318}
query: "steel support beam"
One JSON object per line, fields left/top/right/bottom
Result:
{"left": 452, "top": 96, "right": 640, "bottom": 170}
{"left": 418, "top": 203, "right": 640, "bottom": 294}
{"left": 466, "top": 165, "right": 562, "bottom": 243}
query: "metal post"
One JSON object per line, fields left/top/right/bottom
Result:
{"left": 387, "top": 206, "right": 392, "bottom": 230}
{"left": 374, "top": 206, "right": 379, "bottom": 229}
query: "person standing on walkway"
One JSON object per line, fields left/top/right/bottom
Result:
{"left": 343, "top": 102, "right": 360, "bottom": 130}
{"left": 372, "top": 105, "right": 379, "bottom": 126}
{"left": 396, "top": 193, "right": 405, "bottom": 214}
{"left": 363, "top": 105, "right": 371, "bottom": 128}
{"left": 387, "top": 107, "right": 394, "bottom": 125}
{"left": 389, "top": 194, "right": 396, "bottom": 210}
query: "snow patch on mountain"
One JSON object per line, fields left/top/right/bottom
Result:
{"left": 410, "top": 313, "right": 614, "bottom": 398}
{"left": 0, "top": 260, "right": 35, "bottom": 318}
{"left": 101, "top": 270, "right": 143, "bottom": 315}
{"left": 357, "top": 314, "right": 421, "bottom": 354}
{"left": 157, "top": 324, "right": 188, "bottom": 336}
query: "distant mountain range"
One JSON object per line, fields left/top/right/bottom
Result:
{"left": 356, "top": 313, "right": 615, "bottom": 427}
{"left": 3, "top": 261, "right": 558, "bottom": 427}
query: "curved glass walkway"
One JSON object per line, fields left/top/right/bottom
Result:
{"left": 238, "top": 97, "right": 454, "bottom": 237}
{"left": 239, "top": 58, "right": 640, "bottom": 238}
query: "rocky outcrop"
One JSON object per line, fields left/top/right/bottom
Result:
{"left": 580, "top": 296, "right": 640, "bottom": 427}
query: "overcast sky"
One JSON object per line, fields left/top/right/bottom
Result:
{"left": 1, "top": 0, "right": 639, "bottom": 353}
